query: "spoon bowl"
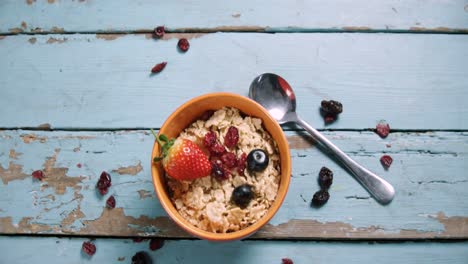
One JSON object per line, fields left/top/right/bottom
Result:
{"left": 249, "top": 73, "right": 395, "bottom": 204}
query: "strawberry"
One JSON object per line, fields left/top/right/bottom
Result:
{"left": 151, "top": 129, "right": 212, "bottom": 181}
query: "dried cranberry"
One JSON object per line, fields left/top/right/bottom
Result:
{"left": 106, "top": 195, "right": 116, "bottom": 208}
{"left": 236, "top": 153, "right": 247, "bottom": 175}
{"left": 76, "top": 163, "right": 82, "bottom": 168}
{"left": 282, "top": 258, "right": 294, "bottom": 264}
{"left": 200, "top": 110, "right": 215, "bottom": 121}
{"left": 151, "top": 62, "right": 167, "bottom": 73}
{"left": 32, "top": 170, "right": 44, "bottom": 181}
{"left": 131, "top": 251, "right": 152, "bottom": 264}
{"left": 311, "top": 190, "right": 330, "bottom": 207}
{"left": 154, "top": 26, "right": 165, "bottom": 38}
{"left": 376, "top": 121, "right": 390, "bottom": 138}
{"left": 82, "top": 241, "right": 96, "bottom": 256}
{"left": 318, "top": 167, "right": 333, "bottom": 190}
{"left": 149, "top": 238, "right": 164, "bottom": 251}
{"left": 321, "top": 100, "right": 343, "bottom": 115}
{"left": 380, "top": 155, "right": 393, "bottom": 169}
{"left": 203, "top": 131, "right": 217, "bottom": 148}
{"left": 98, "top": 187, "right": 109, "bottom": 195}
{"left": 224, "top": 126, "right": 239, "bottom": 148}
{"left": 177, "top": 38, "right": 190, "bottom": 52}
{"left": 210, "top": 143, "right": 226, "bottom": 156}
{"left": 221, "top": 152, "right": 237, "bottom": 168}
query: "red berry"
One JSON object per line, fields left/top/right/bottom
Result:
{"left": 106, "top": 195, "right": 116, "bottom": 208}
{"left": 98, "top": 187, "right": 108, "bottom": 195}
{"left": 210, "top": 143, "right": 226, "bottom": 156}
{"left": 154, "top": 26, "right": 165, "bottom": 38}
{"left": 380, "top": 155, "right": 393, "bottom": 169}
{"left": 149, "top": 238, "right": 164, "bottom": 251}
{"left": 282, "top": 258, "right": 294, "bottom": 264}
{"left": 177, "top": 38, "right": 190, "bottom": 52}
{"left": 221, "top": 152, "right": 237, "bottom": 168}
{"left": 376, "top": 121, "right": 390, "bottom": 138}
{"left": 32, "top": 170, "right": 44, "bottom": 181}
{"left": 224, "top": 126, "right": 239, "bottom": 148}
{"left": 82, "top": 241, "right": 96, "bottom": 256}
{"left": 236, "top": 153, "right": 247, "bottom": 175}
{"left": 97, "top": 171, "right": 112, "bottom": 195}
{"left": 200, "top": 110, "right": 215, "bottom": 121}
{"left": 76, "top": 163, "right": 82, "bottom": 168}
{"left": 151, "top": 62, "right": 167, "bottom": 73}
{"left": 203, "top": 131, "right": 217, "bottom": 148}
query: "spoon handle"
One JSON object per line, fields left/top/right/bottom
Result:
{"left": 294, "top": 116, "right": 395, "bottom": 204}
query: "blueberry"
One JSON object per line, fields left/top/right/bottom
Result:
{"left": 247, "top": 149, "right": 269, "bottom": 172}
{"left": 231, "top": 184, "right": 255, "bottom": 208}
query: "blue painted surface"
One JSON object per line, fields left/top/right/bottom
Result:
{"left": 2, "top": 236, "right": 468, "bottom": 264}
{"left": 0, "top": 0, "right": 467, "bottom": 33}
{"left": 0, "top": 34, "right": 467, "bottom": 129}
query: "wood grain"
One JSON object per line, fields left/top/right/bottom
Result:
{"left": 0, "top": 130, "right": 466, "bottom": 239}
{"left": 0, "top": 0, "right": 467, "bottom": 33}
{"left": 2, "top": 236, "right": 468, "bottom": 264}
{"left": 0, "top": 33, "right": 467, "bottom": 129}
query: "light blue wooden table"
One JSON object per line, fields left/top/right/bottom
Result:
{"left": 1, "top": 1, "right": 467, "bottom": 263}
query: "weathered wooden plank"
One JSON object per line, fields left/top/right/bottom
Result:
{"left": 0, "top": 33, "right": 467, "bottom": 129}
{"left": 2, "top": 236, "right": 468, "bottom": 264}
{"left": 0, "top": 130, "right": 467, "bottom": 239}
{"left": 1, "top": 0, "right": 467, "bottom": 33}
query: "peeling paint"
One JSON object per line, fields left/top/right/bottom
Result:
{"left": 0, "top": 162, "right": 29, "bottom": 184}
{"left": 61, "top": 205, "right": 85, "bottom": 226}
{"left": 118, "top": 257, "right": 125, "bottom": 261}
{"left": 51, "top": 27, "right": 65, "bottom": 33}
{"left": 9, "top": 149, "right": 22, "bottom": 160}
{"left": 42, "top": 149, "right": 85, "bottom": 195}
{"left": 112, "top": 161, "right": 143, "bottom": 176}
{"left": 47, "top": 0, "right": 55, "bottom": 3}
{"left": 287, "top": 135, "right": 315, "bottom": 149}
{"left": 0, "top": 216, "right": 55, "bottom": 233}
{"left": 137, "top": 190, "right": 152, "bottom": 199}
{"left": 342, "top": 26, "right": 372, "bottom": 31}
{"left": 409, "top": 26, "right": 468, "bottom": 33}
{"left": 31, "top": 27, "right": 42, "bottom": 33}
{"left": 20, "top": 133, "right": 47, "bottom": 143}
{"left": 21, "top": 21, "right": 27, "bottom": 30}
{"left": 26, "top": 0, "right": 36, "bottom": 5}
{"left": 38, "top": 123, "right": 52, "bottom": 130}
{"left": 9, "top": 28, "right": 23, "bottom": 33}
{"left": 96, "top": 34, "right": 126, "bottom": 41}
{"left": 0, "top": 36, "right": 6, "bottom": 40}
{"left": 28, "top": 37, "right": 37, "bottom": 44}
{"left": 232, "top": 13, "right": 241, "bottom": 18}
{"left": 47, "top": 37, "right": 67, "bottom": 44}
{"left": 144, "top": 32, "right": 207, "bottom": 40}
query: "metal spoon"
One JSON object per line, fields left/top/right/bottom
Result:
{"left": 249, "top": 73, "right": 395, "bottom": 204}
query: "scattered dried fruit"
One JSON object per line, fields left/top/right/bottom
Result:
{"left": 380, "top": 155, "right": 393, "bottom": 169}
{"left": 282, "top": 258, "right": 294, "bottom": 264}
{"left": 203, "top": 131, "right": 217, "bottom": 148}
{"left": 224, "top": 126, "right": 239, "bottom": 148}
{"left": 318, "top": 167, "right": 333, "bottom": 190}
{"left": 82, "top": 241, "right": 96, "bottom": 256}
{"left": 177, "top": 38, "right": 190, "bottom": 52}
{"left": 151, "top": 62, "right": 167, "bottom": 73}
{"left": 149, "top": 238, "right": 164, "bottom": 251}
{"left": 236, "top": 153, "right": 247, "bottom": 175}
{"left": 32, "top": 170, "right": 44, "bottom": 181}
{"left": 232, "top": 184, "right": 255, "bottom": 208}
{"left": 209, "top": 142, "right": 226, "bottom": 156}
{"left": 321, "top": 100, "right": 343, "bottom": 115}
{"left": 311, "top": 189, "right": 330, "bottom": 207}
{"left": 221, "top": 152, "right": 237, "bottom": 168}
{"left": 154, "top": 26, "right": 165, "bottom": 38}
{"left": 106, "top": 195, "right": 116, "bottom": 208}
{"left": 131, "top": 251, "right": 152, "bottom": 264}
{"left": 376, "top": 121, "right": 390, "bottom": 138}
{"left": 97, "top": 171, "right": 112, "bottom": 195}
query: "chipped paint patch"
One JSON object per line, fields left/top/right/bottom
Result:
{"left": 47, "top": 0, "right": 55, "bottom": 4}
{"left": 47, "top": 37, "right": 67, "bottom": 44}
{"left": 9, "top": 149, "right": 22, "bottom": 160}
{"left": 41, "top": 149, "right": 85, "bottom": 195}
{"left": 137, "top": 190, "right": 152, "bottom": 199}
{"left": 342, "top": 26, "right": 372, "bottom": 31}
{"left": 21, "top": 21, "right": 27, "bottom": 30}
{"left": 112, "top": 161, "right": 143, "bottom": 176}
{"left": 26, "top": 0, "right": 36, "bottom": 5}
{"left": 28, "top": 37, "right": 37, "bottom": 44}
{"left": 96, "top": 34, "right": 126, "bottom": 41}
{"left": 38, "top": 123, "right": 52, "bottom": 130}
{"left": 0, "top": 36, "right": 6, "bottom": 40}
{"left": 144, "top": 32, "right": 207, "bottom": 40}
{"left": 20, "top": 133, "right": 47, "bottom": 143}
{"left": 61, "top": 205, "right": 85, "bottom": 226}
{"left": 232, "top": 13, "right": 241, "bottom": 18}
{"left": 287, "top": 135, "right": 315, "bottom": 149}
{"left": 9, "top": 28, "right": 23, "bottom": 33}
{"left": 409, "top": 26, "right": 468, "bottom": 33}
{"left": 0, "top": 162, "right": 29, "bottom": 184}
{"left": 0, "top": 216, "right": 55, "bottom": 233}
{"left": 118, "top": 257, "right": 126, "bottom": 261}
{"left": 51, "top": 27, "right": 65, "bottom": 33}
{"left": 31, "top": 27, "right": 42, "bottom": 33}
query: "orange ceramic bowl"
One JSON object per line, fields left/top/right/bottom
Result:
{"left": 151, "top": 92, "right": 291, "bottom": 241}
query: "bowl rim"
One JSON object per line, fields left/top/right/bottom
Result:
{"left": 151, "top": 92, "right": 291, "bottom": 241}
